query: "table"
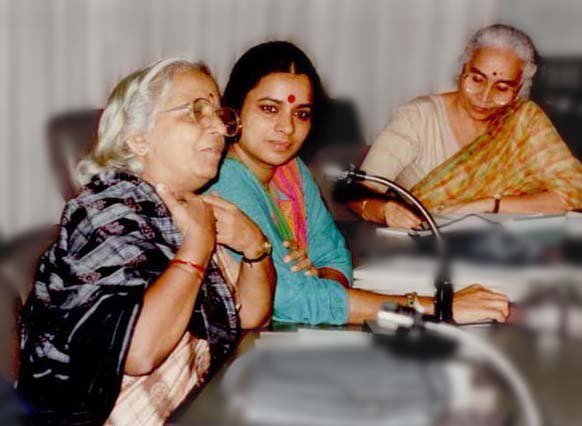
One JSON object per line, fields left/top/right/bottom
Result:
{"left": 169, "top": 321, "right": 582, "bottom": 426}
{"left": 170, "top": 221, "right": 582, "bottom": 425}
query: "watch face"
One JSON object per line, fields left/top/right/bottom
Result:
{"left": 261, "top": 240, "right": 273, "bottom": 257}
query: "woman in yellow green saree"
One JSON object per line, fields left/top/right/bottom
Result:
{"left": 351, "top": 24, "right": 582, "bottom": 228}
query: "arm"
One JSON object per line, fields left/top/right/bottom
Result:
{"left": 521, "top": 103, "right": 582, "bottom": 211}
{"left": 279, "top": 240, "right": 350, "bottom": 288}
{"left": 236, "top": 256, "right": 276, "bottom": 328}
{"left": 301, "top": 161, "right": 352, "bottom": 285}
{"left": 125, "top": 190, "right": 215, "bottom": 375}
{"left": 348, "top": 101, "right": 424, "bottom": 227}
{"left": 201, "top": 193, "right": 276, "bottom": 329}
{"left": 444, "top": 102, "right": 582, "bottom": 215}
{"left": 347, "top": 195, "right": 422, "bottom": 228}
{"left": 318, "top": 267, "right": 350, "bottom": 288}
{"left": 441, "top": 191, "right": 568, "bottom": 215}
{"left": 210, "top": 161, "right": 349, "bottom": 325}
{"left": 125, "top": 245, "right": 209, "bottom": 375}
{"left": 299, "top": 161, "right": 509, "bottom": 324}
{"left": 346, "top": 284, "right": 509, "bottom": 325}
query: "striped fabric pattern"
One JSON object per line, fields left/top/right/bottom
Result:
{"left": 411, "top": 100, "right": 582, "bottom": 210}
{"left": 271, "top": 159, "right": 309, "bottom": 248}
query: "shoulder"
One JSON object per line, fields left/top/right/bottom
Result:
{"left": 508, "top": 99, "right": 555, "bottom": 130}
{"left": 377, "top": 96, "right": 438, "bottom": 136}
{"left": 213, "top": 158, "right": 251, "bottom": 186}
{"left": 209, "top": 158, "right": 266, "bottom": 211}
{"left": 211, "top": 158, "right": 264, "bottom": 195}
{"left": 295, "top": 158, "right": 313, "bottom": 186}
{"left": 513, "top": 99, "right": 546, "bottom": 118}
{"left": 395, "top": 95, "right": 438, "bottom": 117}
{"left": 73, "top": 171, "right": 157, "bottom": 217}
{"left": 61, "top": 171, "right": 166, "bottom": 243}
{"left": 295, "top": 159, "right": 324, "bottom": 199}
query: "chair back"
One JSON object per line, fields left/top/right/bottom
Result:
{"left": 0, "top": 108, "right": 101, "bottom": 382}
{"left": 47, "top": 109, "right": 102, "bottom": 201}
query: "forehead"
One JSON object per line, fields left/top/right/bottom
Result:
{"left": 165, "top": 69, "right": 219, "bottom": 104}
{"left": 467, "top": 46, "right": 524, "bottom": 80}
{"left": 249, "top": 73, "right": 313, "bottom": 102}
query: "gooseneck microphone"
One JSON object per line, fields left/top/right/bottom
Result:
{"left": 324, "top": 164, "right": 454, "bottom": 322}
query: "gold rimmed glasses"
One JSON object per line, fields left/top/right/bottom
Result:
{"left": 163, "top": 98, "right": 241, "bottom": 137}
{"left": 461, "top": 72, "right": 520, "bottom": 106}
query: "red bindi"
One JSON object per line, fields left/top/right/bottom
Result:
{"left": 287, "top": 94, "right": 296, "bottom": 103}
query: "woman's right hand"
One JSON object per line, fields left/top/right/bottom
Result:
{"left": 452, "top": 284, "right": 510, "bottom": 323}
{"left": 283, "top": 240, "right": 318, "bottom": 276}
{"left": 383, "top": 201, "right": 423, "bottom": 229}
{"left": 156, "top": 184, "right": 215, "bottom": 259}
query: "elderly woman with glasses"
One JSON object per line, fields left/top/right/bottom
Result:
{"left": 351, "top": 24, "right": 582, "bottom": 228}
{"left": 17, "top": 58, "right": 275, "bottom": 425}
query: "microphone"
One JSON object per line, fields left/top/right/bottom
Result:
{"left": 324, "top": 164, "right": 454, "bottom": 322}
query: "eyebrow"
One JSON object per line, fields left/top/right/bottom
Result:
{"left": 257, "top": 96, "right": 312, "bottom": 108}
{"left": 165, "top": 97, "right": 214, "bottom": 112}
{"left": 468, "top": 67, "right": 520, "bottom": 86}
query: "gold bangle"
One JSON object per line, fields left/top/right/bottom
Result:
{"left": 404, "top": 292, "right": 425, "bottom": 313}
{"left": 405, "top": 292, "right": 418, "bottom": 308}
{"left": 361, "top": 199, "right": 371, "bottom": 221}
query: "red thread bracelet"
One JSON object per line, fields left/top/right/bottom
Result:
{"left": 169, "top": 258, "right": 206, "bottom": 275}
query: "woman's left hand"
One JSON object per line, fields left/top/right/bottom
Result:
{"left": 201, "top": 193, "right": 267, "bottom": 257}
{"left": 283, "top": 240, "right": 319, "bottom": 276}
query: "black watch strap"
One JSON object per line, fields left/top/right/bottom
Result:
{"left": 243, "top": 241, "right": 273, "bottom": 264}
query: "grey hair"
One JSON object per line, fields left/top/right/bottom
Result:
{"left": 459, "top": 24, "right": 538, "bottom": 98}
{"left": 77, "top": 57, "right": 213, "bottom": 185}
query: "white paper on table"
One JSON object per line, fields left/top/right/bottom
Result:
{"left": 566, "top": 211, "right": 582, "bottom": 237}
{"left": 376, "top": 213, "right": 567, "bottom": 238}
{"left": 353, "top": 256, "right": 581, "bottom": 302}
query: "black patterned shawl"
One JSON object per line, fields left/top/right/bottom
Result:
{"left": 17, "top": 171, "right": 240, "bottom": 425}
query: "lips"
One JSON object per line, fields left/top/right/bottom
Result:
{"left": 268, "top": 139, "right": 292, "bottom": 152}
{"left": 471, "top": 104, "right": 491, "bottom": 114}
{"left": 201, "top": 146, "right": 223, "bottom": 157}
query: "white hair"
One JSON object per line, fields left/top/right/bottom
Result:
{"left": 77, "top": 57, "right": 213, "bottom": 184}
{"left": 459, "top": 24, "right": 538, "bottom": 98}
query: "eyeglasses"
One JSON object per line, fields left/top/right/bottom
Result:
{"left": 162, "top": 98, "right": 241, "bottom": 137}
{"left": 461, "top": 72, "right": 520, "bottom": 106}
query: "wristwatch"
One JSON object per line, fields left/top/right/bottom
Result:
{"left": 404, "top": 292, "right": 425, "bottom": 313}
{"left": 243, "top": 240, "right": 273, "bottom": 265}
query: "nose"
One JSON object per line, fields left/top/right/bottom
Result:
{"left": 478, "top": 83, "right": 495, "bottom": 104}
{"left": 274, "top": 111, "right": 294, "bottom": 135}
{"left": 207, "top": 113, "right": 228, "bottom": 136}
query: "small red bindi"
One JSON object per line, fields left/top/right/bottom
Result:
{"left": 287, "top": 94, "right": 296, "bottom": 103}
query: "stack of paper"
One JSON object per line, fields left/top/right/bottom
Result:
{"left": 376, "top": 213, "right": 569, "bottom": 238}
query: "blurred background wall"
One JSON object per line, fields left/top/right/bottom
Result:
{"left": 0, "top": 0, "right": 580, "bottom": 239}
